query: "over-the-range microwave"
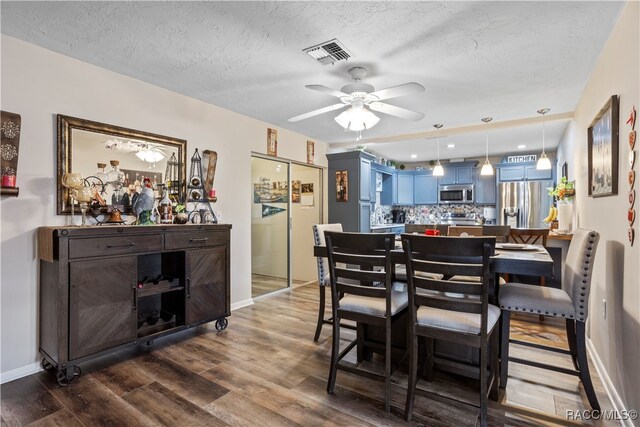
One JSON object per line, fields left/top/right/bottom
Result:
{"left": 439, "top": 184, "right": 474, "bottom": 204}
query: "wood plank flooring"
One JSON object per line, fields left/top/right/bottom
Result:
{"left": 251, "top": 274, "right": 307, "bottom": 298}
{"left": 1, "top": 283, "right": 616, "bottom": 426}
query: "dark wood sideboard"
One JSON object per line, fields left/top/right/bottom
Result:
{"left": 37, "top": 224, "right": 231, "bottom": 385}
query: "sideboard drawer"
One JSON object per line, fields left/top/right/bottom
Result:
{"left": 69, "top": 234, "right": 163, "bottom": 258}
{"left": 165, "top": 231, "right": 228, "bottom": 250}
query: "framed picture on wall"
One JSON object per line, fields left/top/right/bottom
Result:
{"left": 267, "top": 128, "right": 277, "bottom": 157}
{"left": 588, "top": 95, "right": 619, "bottom": 197}
{"left": 336, "top": 170, "right": 348, "bottom": 202}
{"left": 306, "top": 140, "right": 314, "bottom": 165}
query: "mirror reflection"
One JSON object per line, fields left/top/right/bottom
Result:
{"left": 57, "top": 115, "right": 187, "bottom": 216}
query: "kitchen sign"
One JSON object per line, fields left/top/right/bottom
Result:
{"left": 506, "top": 154, "right": 537, "bottom": 163}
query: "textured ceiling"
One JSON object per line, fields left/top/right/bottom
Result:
{"left": 0, "top": 1, "right": 624, "bottom": 161}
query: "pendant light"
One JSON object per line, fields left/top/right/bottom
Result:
{"left": 480, "top": 117, "right": 494, "bottom": 176}
{"left": 536, "top": 108, "right": 552, "bottom": 170}
{"left": 432, "top": 124, "right": 444, "bottom": 176}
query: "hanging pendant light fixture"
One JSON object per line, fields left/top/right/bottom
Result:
{"left": 480, "top": 117, "right": 494, "bottom": 176}
{"left": 432, "top": 124, "right": 444, "bottom": 176}
{"left": 536, "top": 108, "right": 552, "bottom": 170}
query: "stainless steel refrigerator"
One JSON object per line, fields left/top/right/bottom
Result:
{"left": 497, "top": 181, "right": 553, "bottom": 228}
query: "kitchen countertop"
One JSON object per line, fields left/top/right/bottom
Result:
{"left": 370, "top": 223, "right": 406, "bottom": 230}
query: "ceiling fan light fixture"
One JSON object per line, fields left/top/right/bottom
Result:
{"left": 335, "top": 106, "right": 379, "bottom": 131}
{"left": 136, "top": 148, "right": 165, "bottom": 163}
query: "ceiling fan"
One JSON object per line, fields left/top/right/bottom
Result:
{"left": 288, "top": 67, "right": 425, "bottom": 131}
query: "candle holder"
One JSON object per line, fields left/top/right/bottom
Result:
{"left": 76, "top": 186, "right": 94, "bottom": 227}
{"left": 61, "top": 173, "right": 84, "bottom": 225}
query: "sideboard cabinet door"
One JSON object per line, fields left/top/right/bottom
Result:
{"left": 186, "top": 247, "right": 228, "bottom": 325}
{"left": 69, "top": 257, "right": 136, "bottom": 360}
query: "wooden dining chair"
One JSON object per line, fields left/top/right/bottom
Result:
{"left": 482, "top": 225, "right": 511, "bottom": 243}
{"left": 325, "top": 231, "right": 408, "bottom": 412}
{"left": 448, "top": 226, "right": 483, "bottom": 237}
{"left": 401, "top": 234, "right": 499, "bottom": 426}
{"left": 499, "top": 229, "right": 601, "bottom": 410}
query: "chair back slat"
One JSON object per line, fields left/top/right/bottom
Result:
{"left": 334, "top": 267, "right": 386, "bottom": 283}
{"left": 331, "top": 252, "right": 386, "bottom": 267}
{"left": 482, "top": 225, "right": 511, "bottom": 243}
{"left": 413, "top": 276, "right": 482, "bottom": 295}
{"left": 448, "top": 226, "right": 483, "bottom": 237}
{"left": 415, "top": 293, "right": 482, "bottom": 314}
{"left": 411, "top": 258, "right": 484, "bottom": 277}
{"left": 509, "top": 228, "right": 549, "bottom": 246}
{"left": 337, "top": 282, "right": 386, "bottom": 298}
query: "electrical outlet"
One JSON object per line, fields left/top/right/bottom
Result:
{"left": 602, "top": 299, "right": 607, "bottom": 319}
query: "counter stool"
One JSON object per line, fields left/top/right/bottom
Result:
{"left": 499, "top": 229, "right": 600, "bottom": 410}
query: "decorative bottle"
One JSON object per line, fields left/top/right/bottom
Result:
{"left": 159, "top": 185, "right": 173, "bottom": 224}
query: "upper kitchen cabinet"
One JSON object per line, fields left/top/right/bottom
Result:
{"left": 439, "top": 164, "right": 474, "bottom": 185}
{"left": 414, "top": 172, "right": 438, "bottom": 204}
{"left": 474, "top": 168, "right": 496, "bottom": 205}
{"left": 497, "top": 162, "right": 553, "bottom": 182}
{"left": 396, "top": 172, "right": 414, "bottom": 205}
{"left": 328, "top": 151, "right": 377, "bottom": 232}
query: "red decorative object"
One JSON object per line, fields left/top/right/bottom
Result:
{"left": 630, "top": 171, "right": 636, "bottom": 188}
{"left": 629, "top": 228, "right": 635, "bottom": 245}
{"left": 629, "top": 209, "right": 636, "bottom": 226}
{"left": 630, "top": 131, "right": 636, "bottom": 150}
{"left": 425, "top": 229, "right": 441, "bottom": 236}
{"left": 630, "top": 189, "right": 636, "bottom": 207}
{"left": 626, "top": 105, "right": 636, "bottom": 129}
{"left": 2, "top": 175, "right": 15, "bottom": 188}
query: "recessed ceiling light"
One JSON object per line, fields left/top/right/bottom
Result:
{"left": 518, "top": 144, "right": 526, "bottom": 149}
{"left": 410, "top": 154, "right": 417, "bottom": 159}
{"left": 447, "top": 144, "right": 455, "bottom": 148}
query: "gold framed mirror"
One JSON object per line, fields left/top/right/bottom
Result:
{"left": 57, "top": 114, "right": 187, "bottom": 215}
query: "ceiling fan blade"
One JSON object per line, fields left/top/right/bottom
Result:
{"left": 369, "top": 82, "right": 425, "bottom": 101}
{"left": 369, "top": 102, "right": 425, "bottom": 121}
{"left": 306, "top": 85, "right": 350, "bottom": 98}
{"left": 288, "top": 103, "right": 347, "bottom": 122}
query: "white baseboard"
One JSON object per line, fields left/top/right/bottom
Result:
{"left": 0, "top": 362, "right": 42, "bottom": 385}
{"left": 586, "top": 337, "right": 634, "bottom": 427}
{"left": 231, "top": 298, "right": 254, "bottom": 311}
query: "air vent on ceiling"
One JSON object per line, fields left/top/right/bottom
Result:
{"left": 303, "top": 38, "right": 352, "bottom": 65}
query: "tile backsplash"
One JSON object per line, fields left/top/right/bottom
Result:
{"left": 372, "top": 204, "right": 486, "bottom": 225}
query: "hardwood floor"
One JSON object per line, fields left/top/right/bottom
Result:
{"left": 251, "top": 274, "right": 307, "bottom": 298}
{"left": 1, "top": 283, "right": 616, "bottom": 426}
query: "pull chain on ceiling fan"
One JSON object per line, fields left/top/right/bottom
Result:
{"left": 288, "top": 67, "right": 425, "bottom": 132}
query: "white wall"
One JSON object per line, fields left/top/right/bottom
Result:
{"left": 556, "top": 1, "right": 639, "bottom": 415}
{"left": 0, "top": 35, "right": 328, "bottom": 378}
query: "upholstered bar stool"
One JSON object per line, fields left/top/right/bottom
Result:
{"left": 312, "top": 223, "right": 351, "bottom": 341}
{"left": 498, "top": 229, "right": 600, "bottom": 410}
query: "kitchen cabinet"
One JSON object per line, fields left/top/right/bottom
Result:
{"left": 397, "top": 172, "right": 414, "bottom": 205}
{"left": 439, "top": 165, "right": 474, "bottom": 185}
{"left": 360, "top": 157, "right": 371, "bottom": 201}
{"left": 474, "top": 168, "right": 497, "bottom": 205}
{"left": 38, "top": 224, "right": 231, "bottom": 385}
{"left": 328, "top": 151, "right": 377, "bottom": 231}
{"left": 498, "top": 164, "right": 554, "bottom": 182}
{"left": 414, "top": 172, "right": 438, "bottom": 204}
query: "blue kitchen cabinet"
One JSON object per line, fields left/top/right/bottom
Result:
{"left": 439, "top": 164, "right": 474, "bottom": 185}
{"left": 498, "top": 166, "right": 525, "bottom": 181}
{"left": 397, "top": 173, "right": 414, "bottom": 205}
{"left": 360, "top": 158, "right": 371, "bottom": 201}
{"left": 414, "top": 173, "right": 438, "bottom": 204}
{"left": 359, "top": 202, "right": 371, "bottom": 233}
{"left": 380, "top": 172, "right": 395, "bottom": 205}
{"left": 525, "top": 165, "right": 553, "bottom": 181}
{"left": 474, "top": 168, "right": 496, "bottom": 204}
